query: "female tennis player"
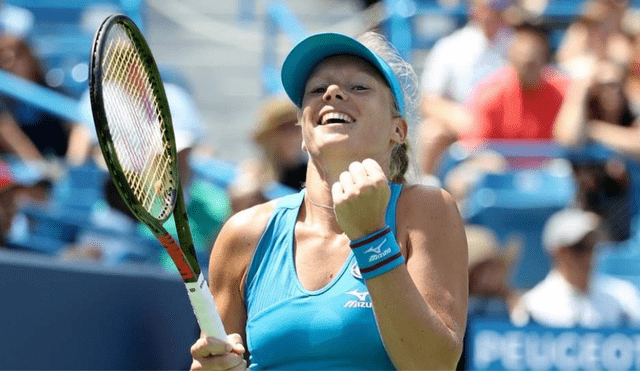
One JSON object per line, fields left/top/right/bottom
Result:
{"left": 191, "top": 31, "right": 468, "bottom": 371}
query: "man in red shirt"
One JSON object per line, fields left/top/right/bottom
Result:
{"left": 464, "top": 22, "right": 570, "bottom": 141}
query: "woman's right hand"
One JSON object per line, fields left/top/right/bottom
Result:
{"left": 190, "top": 333, "right": 247, "bottom": 371}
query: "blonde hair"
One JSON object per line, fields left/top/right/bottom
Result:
{"left": 357, "top": 32, "right": 420, "bottom": 183}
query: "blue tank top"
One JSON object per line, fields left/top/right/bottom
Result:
{"left": 244, "top": 183, "right": 403, "bottom": 370}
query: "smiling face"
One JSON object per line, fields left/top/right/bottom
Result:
{"left": 299, "top": 55, "right": 406, "bottom": 172}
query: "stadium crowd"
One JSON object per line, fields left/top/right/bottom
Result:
{"left": 2, "top": 0, "right": 640, "bottom": 369}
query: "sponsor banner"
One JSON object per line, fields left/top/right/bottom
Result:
{"left": 467, "top": 318, "right": 640, "bottom": 370}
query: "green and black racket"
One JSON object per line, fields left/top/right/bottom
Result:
{"left": 89, "top": 14, "right": 226, "bottom": 340}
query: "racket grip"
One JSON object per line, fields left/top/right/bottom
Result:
{"left": 185, "top": 273, "right": 227, "bottom": 340}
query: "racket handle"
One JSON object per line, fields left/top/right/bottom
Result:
{"left": 185, "top": 272, "right": 227, "bottom": 340}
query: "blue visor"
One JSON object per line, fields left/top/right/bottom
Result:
{"left": 281, "top": 33, "right": 406, "bottom": 117}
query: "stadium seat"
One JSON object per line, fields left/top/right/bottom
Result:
{"left": 51, "top": 163, "right": 109, "bottom": 213}
{"left": 464, "top": 168, "right": 576, "bottom": 288}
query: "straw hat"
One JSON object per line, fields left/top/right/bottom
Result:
{"left": 253, "top": 97, "right": 299, "bottom": 143}
{"left": 466, "top": 225, "right": 521, "bottom": 270}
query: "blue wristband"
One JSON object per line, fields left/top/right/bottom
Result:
{"left": 350, "top": 226, "right": 405, "bottom": 280}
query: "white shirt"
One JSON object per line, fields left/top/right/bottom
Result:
{"left": 420, "top": 24, "right": 512, "bottom": 104}
{"left": 512, "top": 270, "right": 640, "bottom": 328}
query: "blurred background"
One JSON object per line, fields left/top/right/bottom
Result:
{"left": 2, "top": 0, "right": 640, "bottom": 369}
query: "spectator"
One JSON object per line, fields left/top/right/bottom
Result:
{"left": 467, "top": 224, "right": 520, "bottom": 317}
{"left": 227, "top": 159, "right": 269, "bottom": 216}
{"left": 226, "top": 97, "right": 305, "bottom": 215}
{"left": 252, "top": 97, "right": 306, "bottom": 191}
{"left": 0, "top": 35, "right": 72, "bottom": 159}
{"left": 443, "top": 149, "right": 509, "bottom": 210}
{"left": 59, "top": 179, "right": 143, "bottom": 264}
{"left": 511, "top": 208, "right": 640, "bottom": 328}
{"left": 418, "top": 0, "right": 513, "bottom": 175}
{"left": 0, "top": 161, "right": 19, "bottom": 246}
{"left": 0, "top": 159, "right": 50, "bottom": 247}
{"left": 625, "top": 16, "right": 640, "bottom": 115}
{"left": 556, "top": 0, "right": 631, "bottom": 78}
{"left": 554, "top": 59, "right": 636, "bottom": 241}
{"left": 458, "top": 224, "right": 520, "bottom": 370}
{"left": 462, "top": 22, "right": 570, "bottom": 141}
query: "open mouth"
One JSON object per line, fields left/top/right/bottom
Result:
{"left": 318, "top": 112, "right": 355, "bottom": 126}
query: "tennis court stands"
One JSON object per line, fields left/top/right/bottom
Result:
{"left": 5, "top": 0, "right": 146, "bottom": 97}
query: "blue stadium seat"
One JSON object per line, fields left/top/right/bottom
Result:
{"left": 51, "top": 163, "right": 109, "bottom": 213}
{"left": 6, "top": 0, "right": 145, "bottom": 26}
{"left": 465, "top": 168, "right": 576, "bottom": 288}
{"left": 595, "top": 232, "right": 640, "bottom": 289}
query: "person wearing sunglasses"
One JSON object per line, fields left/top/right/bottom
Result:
{"left": 511, "top": 208, "right": 640, "bottom": 328}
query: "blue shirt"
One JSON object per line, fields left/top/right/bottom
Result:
{"left": 245, "top": 184, "right": 403, "bottom": 370}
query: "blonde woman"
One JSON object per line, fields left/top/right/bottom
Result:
{"left": 191, "top": 32, "right": 468, "bottom": 371}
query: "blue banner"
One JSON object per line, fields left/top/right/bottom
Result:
{"left": 467, "top": 318, "right": 640, "bottom": 370}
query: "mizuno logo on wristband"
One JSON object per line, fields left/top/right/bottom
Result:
{"left": 364, "top": 239, "right": 386, "bottom": 255}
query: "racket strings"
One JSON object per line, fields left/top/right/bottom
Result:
{"left": 101, "top": 25, "right": 175, "bottom": 220}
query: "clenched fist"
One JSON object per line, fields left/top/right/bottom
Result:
{"left": 331, "top": 159, "right": 390, "bottom": 240}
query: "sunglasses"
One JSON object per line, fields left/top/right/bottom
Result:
{"left": 565, "top": 232, "right": 600, "bottom": 255}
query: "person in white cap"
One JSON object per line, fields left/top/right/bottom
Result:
{"left": 511, "top": 207, "right": 640, "bottom": 328}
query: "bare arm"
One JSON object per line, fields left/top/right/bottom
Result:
{"left": 191, "top": 202, "right": 275, "bottom": 370}
{"left": 0, "top": 112, "right": 43, "bottom": 160}
{"left": 367, "top": 186, "right": 468, "bottom": 370}
{"left": 421, "top": 94, "right": 473, "bottom": 136}
{"left": 552, "top": 78, "right": 591, "bottom": 147}
{"left": 588, "top": 119, "right": 640, "bottom": 158}
{"left": 332, "top": 160, "right": 468, "bottom": 370}
{"left": 65, "top": 124, "right": 93, "bottom": 166}
{"left": 208, "top": 202, "right": 275, "bottom": 344}
{"left": 418, "top": 95, "right": 472, "bottom": 175}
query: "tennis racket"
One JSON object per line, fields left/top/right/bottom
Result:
{"left": 89, "top": 14, "right": 226, "bottom": 340}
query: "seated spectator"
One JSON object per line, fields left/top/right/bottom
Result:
{"left": 511, "top": 208, "right": 640, "bottom": 328}
{"left": 252, "top": 97, "right": 307, "bottom": 191}
{"left": 59, "top": 179, "right": 142, "bottom": 264}
{"left": 0, "top": 159, "right": 51, "bottom": 247}
{"left": 458, "top": 224, "right": 520, "bottom": 370}
{"left": 227, "top": 159, "right": 269, "bottom": 215}
{"left": 418, "top": 0, "right": 513, "bottom": 175}
{"left": 443, "top": 149, "right": 508, "bottom": 210}
{"left": 554, "top": 59, "right": 636, "bottom": 241}
{"left": 556, "top": 0, "right": 631, "bottom": 78}
{"left": 462, "top": 22, "right": 570, "bottom": 141}
{"left": 0, "top": 35, "right": 72, "bottom": 159}
{"left": 624, "top": 17, "right": 640, "bottom": 116}
{"left": 0, "top": 161, "right": 19, "bottom": 246}
{"left": 466, "top": 224, "right": 520, "bottom": 318}
{"left": 226, "top": 97, "right": 304, "bottom": 215}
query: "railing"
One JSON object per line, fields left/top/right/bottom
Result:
{"left": 0, "top": 69, "right": 82, "bottom": 122}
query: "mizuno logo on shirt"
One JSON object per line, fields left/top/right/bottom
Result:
{"left": 344, "top": 290, "right": 372, "bottom": 308}
{"left": 346, "top": 290, "right": 369, "bottom": 301}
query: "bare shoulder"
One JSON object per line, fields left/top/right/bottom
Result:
{"left": 209, "top": 200, "right": 278, "bottom": 282}
{"left": 397, "top": 184, "right": 462, "bottom": 227}
{"left": 396, "top": 184, "right": 466, "bottom": 257}
{"left": 217, "top": 200, "right": 279, "bottom": 250}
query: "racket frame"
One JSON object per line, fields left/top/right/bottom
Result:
{"left": 89, "top": 14, "right": 227, "bottom": 340}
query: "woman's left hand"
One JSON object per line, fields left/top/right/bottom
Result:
{"left": 331, "top": 158, "right": 390, "bottom": 240}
